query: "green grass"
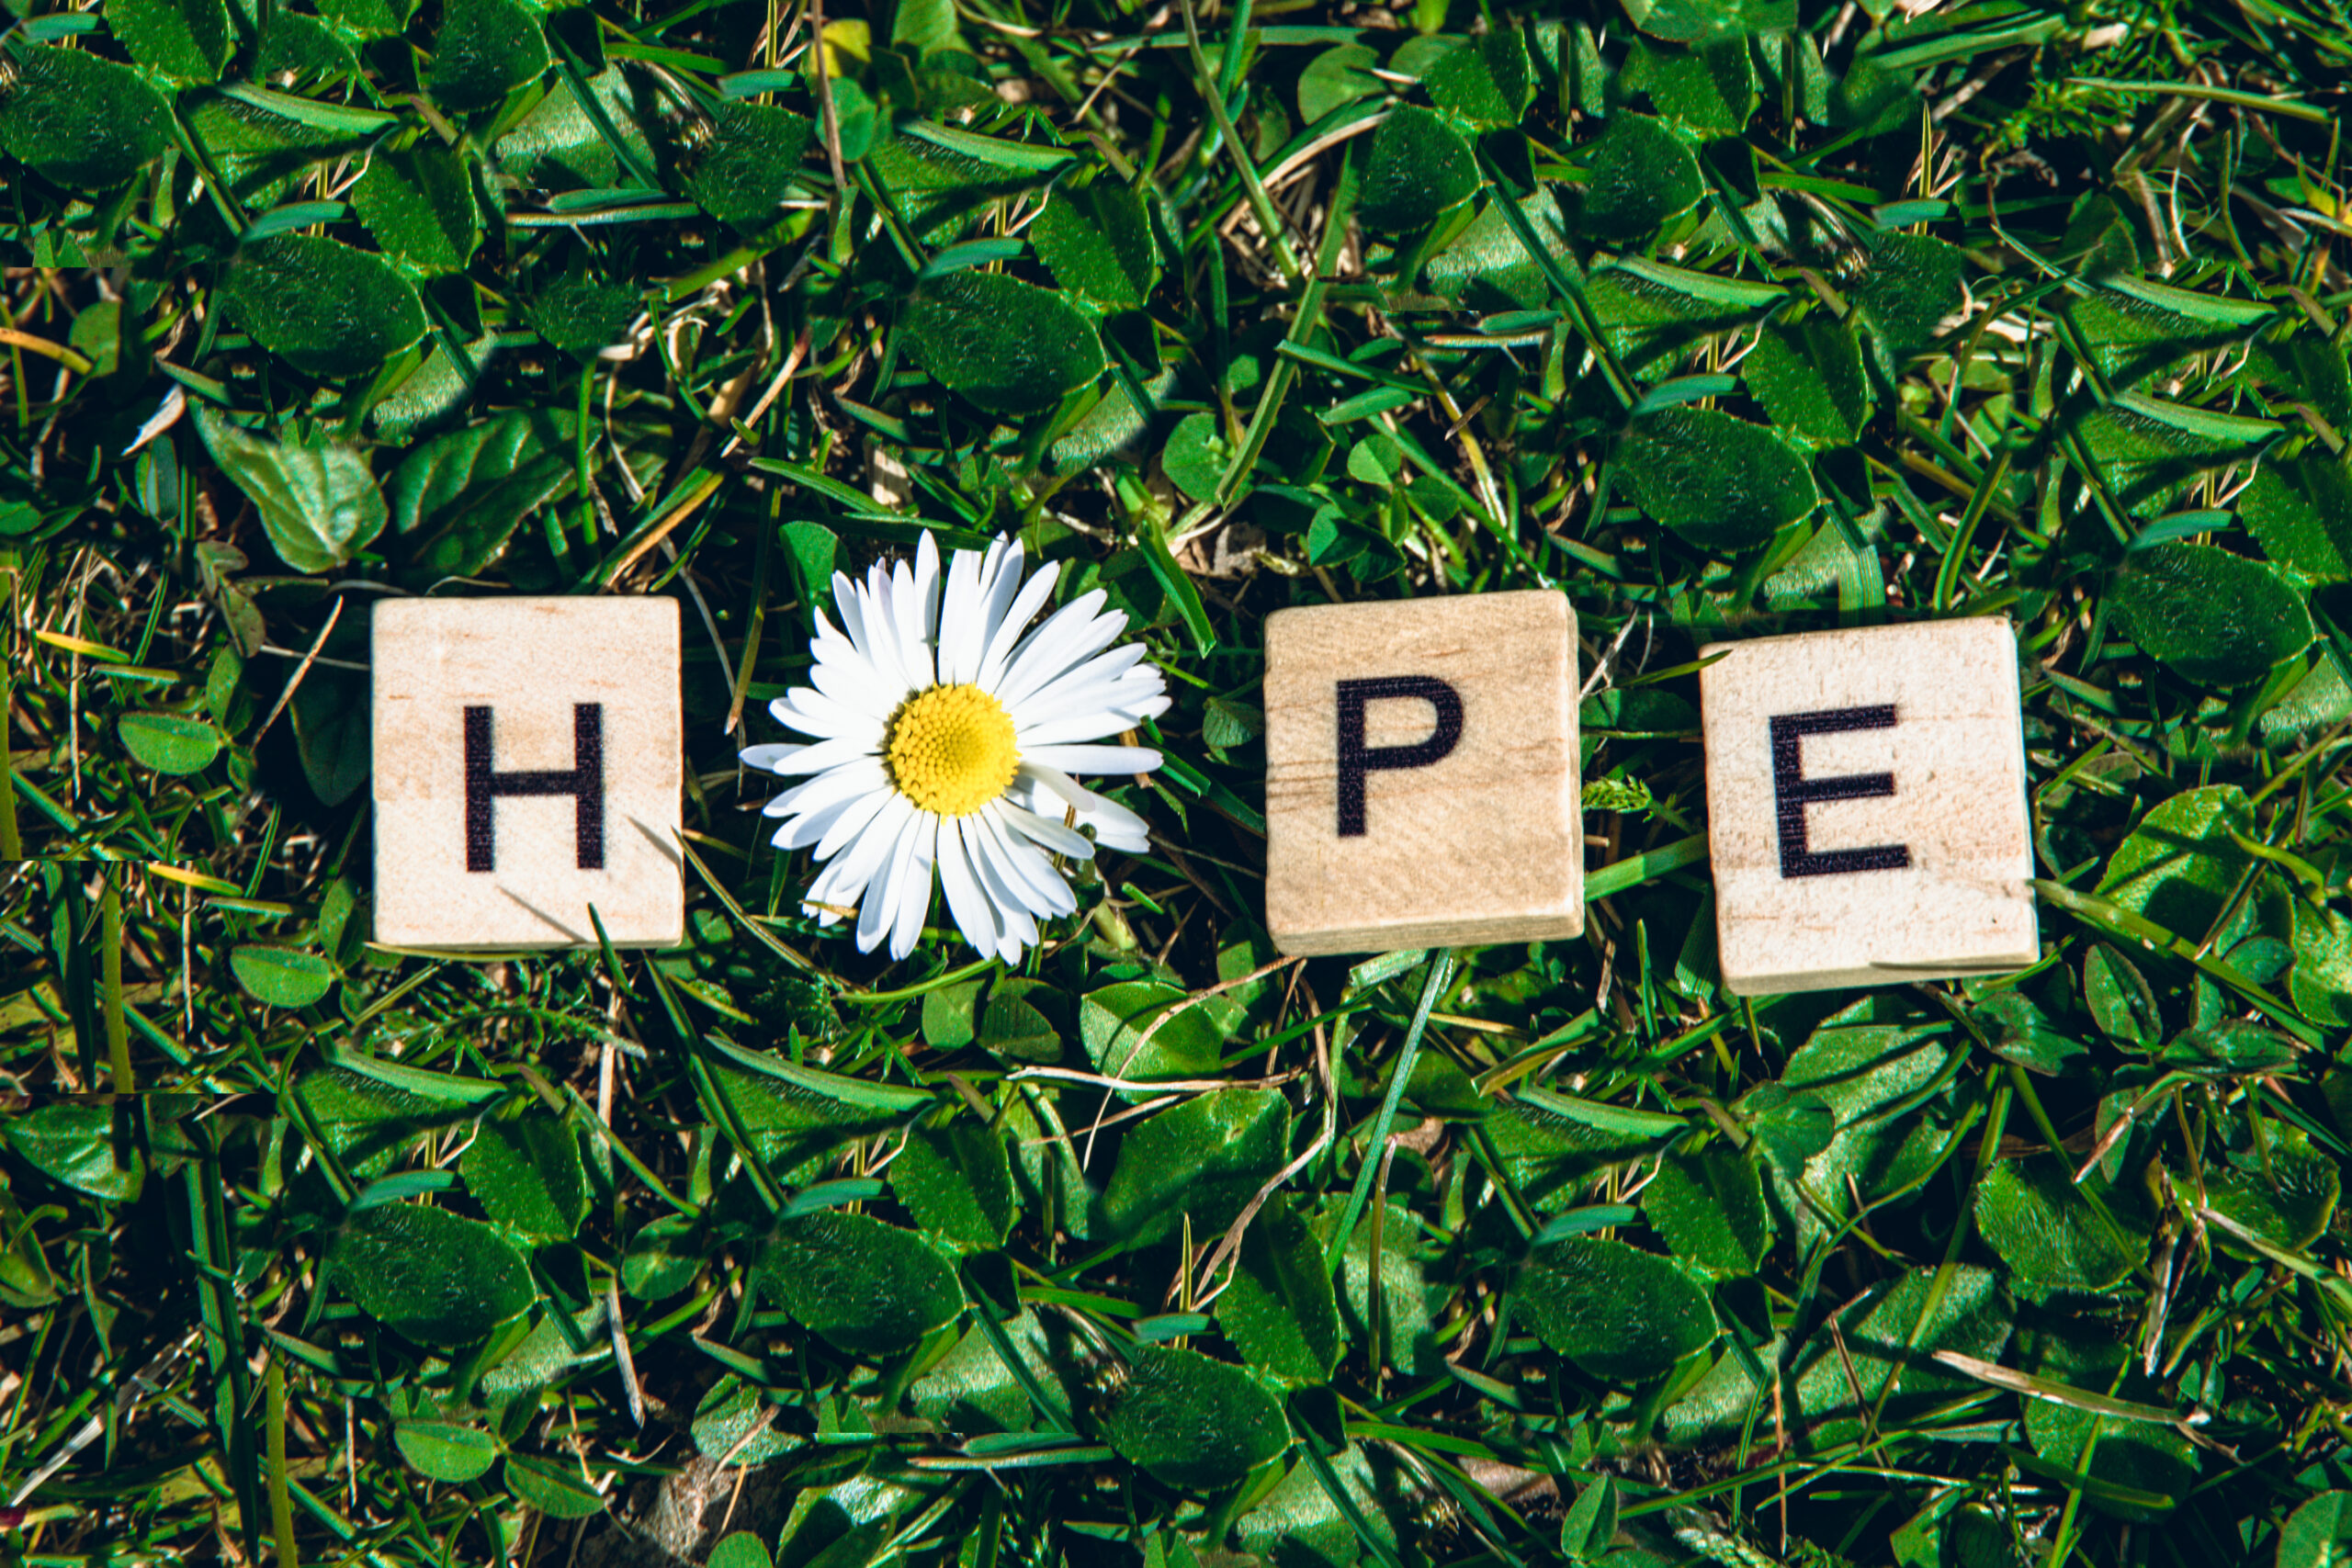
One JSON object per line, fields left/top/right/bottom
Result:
{"left": 8, "top": 1, "right": 2352, "bottom": 1565}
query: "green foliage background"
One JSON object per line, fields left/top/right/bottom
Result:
{"left": 6, "top": 0, "right": 2352, "bottom": 1563}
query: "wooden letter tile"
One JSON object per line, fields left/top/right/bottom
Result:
{"left": 1264, "top": 592, "right": 1584, "bottom": 955}
{"left": 1698, "top": 618, "right": 2036, "bottom": 996}
{"left": 372, "top": 598, "right": 683, "bottom": 949}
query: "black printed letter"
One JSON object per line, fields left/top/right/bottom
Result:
{"left": 1336, "top": 676, "right": 1464, "bottom": 838}
{"left": 465, "top": 704, "right": 606, "bottom": 873}
{"left": 1770, "top": 705, "right": 1911, "bottom": 878}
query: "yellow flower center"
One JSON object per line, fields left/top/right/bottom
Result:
{"left": 884, "top": 683, "right": 1019, "bottom": 816}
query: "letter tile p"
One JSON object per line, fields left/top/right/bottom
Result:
{"left": 1263, "top": 593, "right": 1584, "bottom": 956}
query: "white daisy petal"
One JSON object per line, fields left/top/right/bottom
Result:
{"left": 812, "top": 784, "right": 901, "bottom": 862}
{"left": 741, "top": 742, "right": 803, "bottom": 772}
{"left": 857, "top": 806, "right": 922, "bottom": 953}
{"left": 1022, "top": 744, "right": 1162, "bottom": 776}
{"left": 965, "top": 821, "right": 1044, "bottom": 955}
{"left": 973, "top": 560, "right": 1063, "bottom": 690}
{"left": 889, "top": 816, "right": 939, "bottom": 960}
{"left": 935, "top": 541, "right": 984, "bottom": 687}
{"left": 935, "top": 817, "right": 1000, "bottom": 959}
{"left": 975, "top": 805, "right": 1078, "bottom": 917}
{"left": 963, "top": 539, "right": 1029, "bottom": 679}
{"left": 772, "top": 790, "right": 868, "bottom": 850}
{"left": 761, "top": 758, "right": 888, "bottom": 820}
{"left": 765, "top": 734, "right": 882, "bottom": 775}
{"left": 817, "top": 791, "right": 913, "bottom": 905}
{"left": 1002, "top": 800, "right": 1096, "bottom": 861}
{"left": 1015, "top": 761, "right": 1154, "bottom": 853}
{"left": 992, "top": 595, "right": 1127, "bottom": 711}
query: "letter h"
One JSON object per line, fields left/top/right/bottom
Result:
{"left": 465, "top": 705, "right": 605, "bottom": 873}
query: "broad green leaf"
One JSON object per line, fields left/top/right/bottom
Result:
{"left": 2293, "top": 901, "right": 2352, "bottom": 1027}
{"left": 1101, "top": 1086, "right": 1288, "bottom": 1242}
{"left": 388, "top": 409, "right": 575, "bottom": 581}
{"left": 622, "top": 1213, "right": 702, "bottom": 1299}
{"left": 1359, "top": 106, "right": 1478, "bottom": 233}
{"left": 1788, "top": 1264, "right": 2011, "bottom": 1427}
{"left": 197, "top": 406, "right": 387, "bottom": 574}
{"left": 693, "top": 1375, "right": 806, "bottom": 1466}
{"left": 977, "top": 982, "right": 1060, "bottom": 1063}
{"left": 118, "top": 711, "right": 221, "bottom": 775}
{"left": 889, "top": 1122, "right": 1016, "bottom": 1250}
{"left": 496, "top": 65, "right": 651, "bottom": 186}
{"left": 903, "top": 270, "right": 1106, "bottom": 416}
{"left": 751, "top": 1210, "right": 961, "bottom": 1353}
{"left": 1972, "top": 987, "right": 2086, "bottom": 1076}
{"left": 890, "top": 0, "right": 960, "bottom": 53}
{"left": 430, "top": 0, "right": 550, "bottom": 112}
{"left": 2242, "top": 450, "right": 2352, "bottom": 582}
{"left": 1741, "top": 1083, "right": 1836, "bottom": 1173}
{"left": 2110, "top": 542, "right": 2313, "bottom": 686}
{"left": 1162, "top": 412, "right": 1232, "bottom": 505}
{"left": 1781, "top": 1026, "right": 1948, "bottom": 1124}
{"left": 1743, "top": 316, "right": 1868, "bottom": 446}
{"left": 1032, "top": 181, "right": 1157, "bottom": 310}
{"left": 502, "top": 1452, "right": 606, "bottom": 1517}
{"left": 704, "top": 1053, "right": 923, "bottom": 1171}
{"left": 2095, "top": 784, "right": 2254, "bottom": 940}
{"left": 218, "top": 235, "right": 427, "bottom": 381}
{"left": 2197, "top": 1124, "right": 2337, "bottom": 1249}
{"left": 865, "top": 127, "right": 1056, "bottom": 243}
{"left": 0, "top": 46, "right": 172, "bottom": 187}
{"left": 682, "top": 101, "right": 815, "bottom": 231}
{"left": 1101, "top": 1346, "right": 1287, "bottom": 1490}
{"left": 1423, "top": 189, "right": 1572, "bottom": 310}
{"left": 461, "top": 1112, "right": 589, "bottom": 1242}
{"left": 1617, "top": 405, "right": 1819, "bottom": 550}
{"left": 1847, "top": 231, "right": 1967, "bottom": 370}
{"left": 259, "top": 11, "right": 361, "bottom": 83}
{"left": 299, "top": 1064, "right": 483, "bottom": 1179}
{"left": 1329, "top": 1198, "right": 1438, "bottom": 1376}
{"left": 2160, "top": 1020, "right": 2298, "bottom": 1077}
{"left": 2084, "top": 944, "right": 2163, "bottom": 1049}
{"left": 2085, "top": 396, "right": 2277, "bottom": 516}
{"left": 1622, "top": 0, "right": 1794, "bottom": 40}
{"left": 1638, "top": 36, "right": 1754, "bottom": 135}
{"left": 1641, "top": 1146, "right": 1769, "bottom": 1276}
{"left": 291, "top": 666, "right": 372, "bottom": 807}
{"left": 1519, "top": 1236, "right": 1715, "bottom": 1382}
{"left": 910, "top": 1309, "right": 1069, "bottom": 1432}
{"left": 1216, "top": 1196, "right": 1342, "bottom": 1384}
{"left": 1973, "top": 1157, "right": 2143, "bottom": 1300}
{"left": 2279, "top": 1493, "right": 2352, "bottom": 1568}
{"left": 480, "top": 1302, "right": 608, "bottom": 1397}
{"left": 708, "top": 1534, "right": 775, "bottom": 1568}
{"left": 1081, "top": 980, "right": 1224, "bottom": 1089}
{"left": 1296, "top": 44, "right": 1382, "bottom": 125}
{"left": 526, "top": 272, "right": 639, "bottom": 356}
{"left": 1424, "top": 28, "right": 1532, "bottom": 130}
{"left": 1237, "top": 1445, "right": 1390, "bottom": 1568}
{"left": 326, "top": 1202, "right": 536, "bottom": 1344}
{"left": 1486, "top": 1094, "right": 1665, "bottom": 1211}
{"left": 394, "top": 1420, "right": 499, "bottom": 1483}
{"left": 230, "top": 944, "right": 337, "bottom": 1008}
{"left": 352, "top": 143, "right": 481, "bottom": 273}
{"left": 107, "top": 0, "right": 232, "bottom": 81}
{"left": 3, "top": 1103, "right": 146, "bottom": 1201}
{"left": 2021, "top": 1342, "right": 2194, "bottom": 1523}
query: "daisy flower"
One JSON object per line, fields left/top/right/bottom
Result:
{"left": 743, "top": 532, "right": 1171, "bottom": 963}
